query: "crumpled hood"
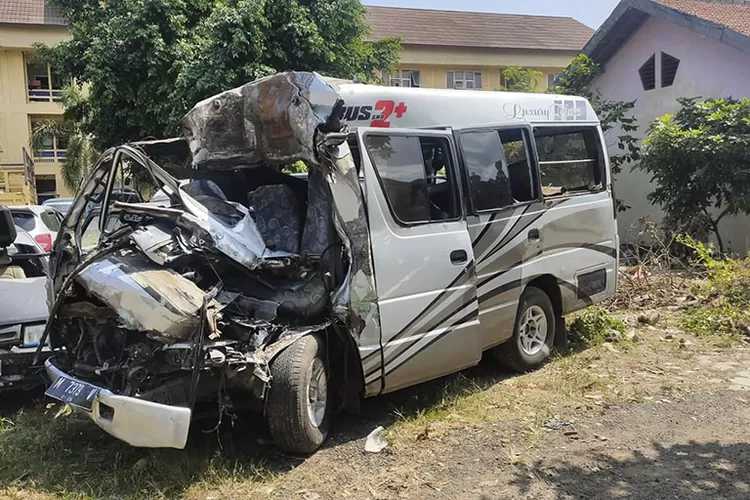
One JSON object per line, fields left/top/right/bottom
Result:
{"left": 182, "top": 71, "right": 342, "bottom": 170}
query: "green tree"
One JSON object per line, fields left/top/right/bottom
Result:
{"left": 39, "top": 0, "right": 401, "bottom": 150}
{"left": 30, "top": 85, "right": 98, "bottom": 192}
{"left": 500, "top": 66, "right": 543, "bottom": 92}
{"left": 550, "top": 54, "right": 640, "bottom": 212}
{"left": 638, "top": 97, "right": 750, "bottom": 253}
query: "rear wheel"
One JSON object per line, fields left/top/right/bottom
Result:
{"left": 266, "top": 335, "right": 331, "bottom": 454}
{"left": 493, "top": 286, "right": 556, "bottom": 372}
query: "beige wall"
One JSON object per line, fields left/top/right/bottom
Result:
{"left": 0, "top": 24, "right": 71, "bottom": 199}
{"left": 394, "top": 45, "right": 576, "bottom": 91}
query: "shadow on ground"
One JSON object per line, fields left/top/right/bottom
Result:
{"left": 512, "top": 441, "right": 750, "bottom": 500}
{"left": 0, "top": 353, "right": 513, "bottom": 499}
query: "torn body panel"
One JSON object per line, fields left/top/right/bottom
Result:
{"left": 75, "top": 250, "right": 212, "bottom": 341}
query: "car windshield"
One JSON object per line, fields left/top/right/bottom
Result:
{"left": 11, "top": 212, "right": 36, "bottom": 232}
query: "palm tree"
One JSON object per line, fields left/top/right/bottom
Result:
{"left": 30, "top": 85, "right": 98, "bottom": 193}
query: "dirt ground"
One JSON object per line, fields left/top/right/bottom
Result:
{"left": 1, "top": 315, "right": 749, "bottom": 500}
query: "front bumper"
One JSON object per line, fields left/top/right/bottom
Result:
{"left": 44, "top": 358, "right": 192, "bottom": 449}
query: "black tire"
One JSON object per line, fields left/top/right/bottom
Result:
{"left": 266, "top": 335, "right": 331, "bottom": 454}
{"left": 493, "top": 286, "right": 556, "bottom": 373}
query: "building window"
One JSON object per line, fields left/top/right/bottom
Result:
{"left": 35, "top": 175, "right": 58, "bottom": 201}
{"left": 447, "top": 71, "right": 482, "bottom": 90}
{"left": 638, "top": 54, "right": 656, "bottom": 91}
{"left": 30, "top": 116, "right": 67, "bottom": 163}
{"left": 534, "top": 126, "right": 602, "bottom": 196}
{"left": 25, "top": 53, "right": 64, "bottom": 103}
{"left": 661, "top": 52, "right": 680, "bottom": 88}
{"left": 388, "top": 69, "right": 420, "bottom": 87}
{"left": 547, "top": 72, "right": 563, "bottom": 88}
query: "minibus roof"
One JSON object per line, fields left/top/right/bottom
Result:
{"left": 328, "top": 80, "right": 600, "bottom": 131}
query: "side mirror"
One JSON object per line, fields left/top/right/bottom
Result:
{"left": 0, "top": 205, "right": 16, "bottom": 248}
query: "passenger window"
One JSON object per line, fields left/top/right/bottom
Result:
{"left": 461, "top": 128, "right": 535, "bottom": 212}
{"left": 41, "top": 210, "right": 61, "bottom": 232}
{"left": 364, "top": 134, "right": 459, "bottom": 224}
{"left": 534, "top": 127, "right": 602, "bottom": 197}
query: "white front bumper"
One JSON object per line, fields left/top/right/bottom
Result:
{"left": 45, "top": 359, "right": 192, "bottom": 449}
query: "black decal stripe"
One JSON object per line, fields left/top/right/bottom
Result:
{"left": 483, "top": 208, "right": 548, "bottom": 264}
{"left": 471, "top": 211, "right": 499, "bottom": 247}
{"left": 383, "top": 307, "right": 480, "bottom": 379}
{"left": 361, "top": 262, "right": 474, "bottom": 363}
{"left": 364, "top": 291, "right": 478, "bottom": 379}
{"left": 477, "top": 205, "right": 532, "bottom": 263}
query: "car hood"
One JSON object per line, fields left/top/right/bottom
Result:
{"left": 0, "top": 277, "right": 47, "bottom": 325}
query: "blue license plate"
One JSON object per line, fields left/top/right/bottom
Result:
{"left": 45, "top": 375, "right": 100, "bottom": 411}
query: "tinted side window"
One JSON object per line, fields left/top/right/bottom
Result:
{"left": 11, "top": 212, "right": 36, "bottom": 231}
{"left": 364, "top": 134, "right": 459, "bottom": 224}
{"left": 461, "top": 131, "right": 513, "bottom": 211}
{"left": 41, "top": 210, "right": 61, "bottom": 231}
{"left": 534, "top": 127, "right": 602, "bottom": 197}
{"left": 461, "top": 128, "right": 535, "bottom": 212}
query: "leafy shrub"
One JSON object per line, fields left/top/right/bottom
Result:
{"left": 679, "top": 235, "right": 750, "bottom": 337}
{"left": 569, "top": 307, "right": 626, "bottom": 346}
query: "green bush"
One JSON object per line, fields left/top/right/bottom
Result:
{"left": 569, "top": 307, "right": 626, "bottom": 346}
{"left": 678, "top": 235, "right": 750, "bottom": 337}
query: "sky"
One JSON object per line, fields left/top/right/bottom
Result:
{"left": 361, "top": 0, "right": 622, "bottom": 29}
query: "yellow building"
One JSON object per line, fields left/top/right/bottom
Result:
{"left": 0, "top": 1, "right": 69, "bottom": 203}
{"left": 0, "top": 3, "right": 593, "bottom": 204}
{"left": 365, "top": 6, "right": 593, "bottom": 92}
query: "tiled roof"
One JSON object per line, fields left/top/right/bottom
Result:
{"left": 365, "top": 6, "right": 594, "bottom": 51}
{"left": 653, "top": 0, "right": 750, "bottom": 36}
{"left": 0, "top": 0, "right": 66, "bottom": 26}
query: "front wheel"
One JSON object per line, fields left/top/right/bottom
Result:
{"left": 493, "top": 286, "right": 556, "bottom": 372}
{"left": 266, "top": 335, "right": 331, "bottom": 454}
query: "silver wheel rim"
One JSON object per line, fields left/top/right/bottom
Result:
{"left": 307, "top": 358, "right": 327, "bottom": 428}
{"left": 518, "top": 305, "right": 548, "bottom": 356}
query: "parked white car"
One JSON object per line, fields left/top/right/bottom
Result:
{"left": 0, "top": 207, "right": 51, "bottom": 390}
{"left": 8, "top": 205, "right": 63, "bottom": 252}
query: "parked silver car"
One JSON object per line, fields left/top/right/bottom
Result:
{"left": 0, "top": 206, "right": 50, "bottom": 390}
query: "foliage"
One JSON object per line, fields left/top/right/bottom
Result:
{"left": 569, "top": 307, "right": 626, "bottom": 346}
{"left": 39, "top": 0, "right": 402, "bottom": 150}
{"left": 30, "top": 85, "right": 98, "bottom": 192}
{"left": 550, "top": 54, "right": 640, "bottom": 211}
{"left": 500, "top": 67, "right": 543, "bottom": 92}
{"left": 679, "top": 235, "right": 750, "bottom": 337}
{"left": 637, "top": 98, "right": 750, "bottom": 253}
{"left": 282, "top": 160, "right": 308, "bottom": 174}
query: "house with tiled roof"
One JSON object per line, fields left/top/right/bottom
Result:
{"left": 0, "top": 0, "right": 69, "bottom": 201}
{"left": 583, "top": 0, "right": 750, "bottom": 253}
{"left": 365, "top": 6, "right": 593, "bottom": 91}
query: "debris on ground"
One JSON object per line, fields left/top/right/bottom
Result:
{"left": 364, "top": 426, "right": 388, "bottom": 453}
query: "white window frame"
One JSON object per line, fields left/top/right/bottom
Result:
{"left": 447, "top": 71, "right": 483, "bottom": 90}
{"left": 547, "top": 72, "right": 563, "bottom": 88}
{"left": 388, "top": 69, "right": 420, "bottom": 88}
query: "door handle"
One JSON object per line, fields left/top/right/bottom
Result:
{"left": 528, "top": 229, "right": 540, "bottom": 242}
{"left": 450, "top": 249, "right": 468, "bottom": 265}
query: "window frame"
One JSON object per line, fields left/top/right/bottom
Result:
{"left": 388, "top": 69, "right": 420, "bottom": 88}
{"left": 24, "top": 52, "right": 63, "bottom": 103}
{"left": 446, "top": 70, "right": 483, "bottom": 90}
{"left": 454, "top": 124, "right": 541, "bottom": 215}
{"left": 547, "top": 72, "right": 563, "bottom": 88}
{"left": 531, "top": 124, "right": 607, "bottom": 199}
{"left": 360, "top": 128, "right": 465, "bottom": 228}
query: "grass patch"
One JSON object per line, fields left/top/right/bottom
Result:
{"left": 0, "top": 402, "right": 284, "bottom": 500}
{"left": 569, "top": 307, "right": 627, "bottom": 346}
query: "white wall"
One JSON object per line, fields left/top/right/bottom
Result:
{"left": 593, "top": 16, "right": 750, "bottom": 253}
